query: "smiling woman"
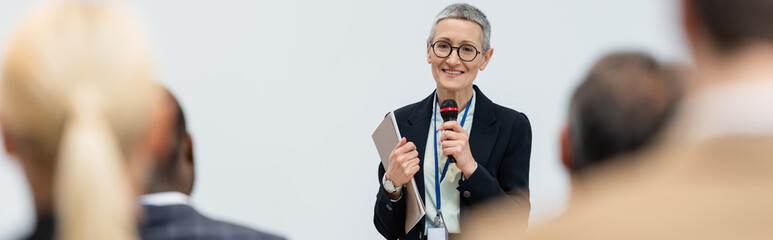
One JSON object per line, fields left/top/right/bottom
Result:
{"left": 373, "top": 3, "right": 533, "bottom": 240}
{"left": 429, "top": 18, "right": 492, "bottom": 102}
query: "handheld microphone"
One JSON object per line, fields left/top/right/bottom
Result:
{"left": 439, "top": 99, "right": 459, "bottom": 163}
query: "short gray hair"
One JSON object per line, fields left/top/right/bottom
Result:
{"left": 428, "top": 3, "right": 491, "bottom": 52}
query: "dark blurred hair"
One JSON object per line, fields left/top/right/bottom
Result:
{"left": 568, "top": 52, "right": 683, "bottom": 172}
{"left": 693, "top": 0, "right": 773, "bottom": 51}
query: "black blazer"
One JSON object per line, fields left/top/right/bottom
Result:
{"left": 140, "top": 204, "right": 285, "bottom": 240}
{"left": 373, "top": 85, "right": 532, "bottom": 240}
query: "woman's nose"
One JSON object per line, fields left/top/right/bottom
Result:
{"left": 446, "top": 48, "right": 462, "bottom": 65}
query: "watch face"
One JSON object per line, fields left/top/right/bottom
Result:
{"left": 385, "top": 180, "right": 395, "bottom": 192}
{"left": 383, "top": 177, "right": 396, "bottom": 193}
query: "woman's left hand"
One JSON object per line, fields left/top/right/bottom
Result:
{"left": 439, "top": 121, "right": 477, "bottom": 178}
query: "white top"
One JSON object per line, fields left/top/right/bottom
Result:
{"left": 139, "top": 191, "right": 190, "bottom": 207}
{"left": 423, "top": 91, "right": 476, "bottom": 234}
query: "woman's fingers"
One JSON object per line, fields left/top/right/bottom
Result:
{"left": 386, "top": 139, "right": 421, "bottom": 186}
{"left": 389, "top": 140, "right": 415, "bottom": 162}
{"left": 393, "top": 137, "right": 407, "bottom": 150}
{"left": 438, "top": 121, "right": 465, "bottom": 132}
{"left": 406, "top": 157, "right": 420, "bottom": 167}
{"left": 408, "top": 164, "right": 421, "bottom": 176}
{"left": 396, "top": 140, "right": 416, "bottom": 154}
{"left": 402, "top": 157, "right": 419, "bottom": 173}
{"left": 441, "top": 130, "right": 468, "bottom": 142}
{"left": 405, "top": 149, "right": 419, "bottom": 160}
{"left": 442, "top": 143, "right": 463, "bottom": 156}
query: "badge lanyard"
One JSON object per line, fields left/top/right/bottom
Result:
{"left": 432, "top": 94, "right": 472, "bottom": 226}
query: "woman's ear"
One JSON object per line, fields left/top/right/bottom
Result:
{"left": 427, "top": 40, "right": 433, "bottom": 64}
{"left": 479, "top": 48, "right": 493, "bottom": 71}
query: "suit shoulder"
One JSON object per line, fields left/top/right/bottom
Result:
{"left": 141, "top": 205, "right": 285, "bottom": 240}
{"left": 195, "top": 212, "right": 286, "bottom": 240}
{"left": 393, "top": 100, "right": 421, "bottom": 120}
{"left": 492, "top": 103, "right": 530, "bottom": 128}
{"left": 207, "top": 220, "right": 286, "bottom": 240}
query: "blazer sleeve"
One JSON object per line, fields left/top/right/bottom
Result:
{"left": 456, "top": 112, "right": 532, "bottom": 208}
{"left": 373, "top": 163, "right": 407, "bottom": 240}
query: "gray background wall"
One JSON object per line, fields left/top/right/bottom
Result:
{"left": 0, "top": 1, "right": 686, "bottom": 239}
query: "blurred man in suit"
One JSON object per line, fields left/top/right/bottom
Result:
{"left": 463, "top": 52, "right": 683, "bottom": 239}
{"left": 518, "top": 0, "right": 773, "bottom": 238}
{"left": 139, "top": 88, "right": 285, "bottom": 240}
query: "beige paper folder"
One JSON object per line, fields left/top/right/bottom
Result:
{"left": 372, "top": 111, "right": 426, "bottom": 234}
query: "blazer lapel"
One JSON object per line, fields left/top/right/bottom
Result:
{"left": 469, "top": 85, "right": 499, "bottom": 168}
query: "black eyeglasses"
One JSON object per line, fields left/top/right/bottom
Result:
{"left": 430, "top": 41, "right": 481, "bottom": 62}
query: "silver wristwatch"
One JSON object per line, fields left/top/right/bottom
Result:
{"left": 382, "top": 175, "right": 403, "bottom": 193}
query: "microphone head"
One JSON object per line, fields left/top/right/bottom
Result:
{"left": 439, "top": 99, "right": 459, "bottom": 122}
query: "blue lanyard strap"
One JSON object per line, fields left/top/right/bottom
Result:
{"left": 432, "top": 94, "right": 472, "bottom": 217}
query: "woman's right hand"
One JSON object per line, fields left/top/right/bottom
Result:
{"left": 384, "top": 137, "right": 420, "bottom": 195}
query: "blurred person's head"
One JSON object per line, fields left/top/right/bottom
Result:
{"left": 683, "top": 0, "right": 773, "bottom": 85}
{"left": 146, "top": 88, "right": 195, "bottom": 196}
{"left": 427, "top": 3, "right": 493, "bottom": 95}
{"left": 561, "top": 52, "right": 682, "bottom": 178}
{"left": 0, "top": 1, "right": 162, "bottom": 239}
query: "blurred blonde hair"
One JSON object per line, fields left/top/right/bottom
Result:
{"left": 1, "top": 1, "right": 160, "bottom": 239}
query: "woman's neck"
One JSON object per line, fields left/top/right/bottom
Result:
{"left": 436, "top": 87, "right": 474, "bottom": 111}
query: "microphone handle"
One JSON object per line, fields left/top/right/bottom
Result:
{"left": 441, "top": 118, "right": 457, "bottom": 163}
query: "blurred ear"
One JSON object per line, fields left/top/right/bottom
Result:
{"left": 184, "top": 132, "right": 194, "bottom": 166}
{"left": 681, "top": 0, "right": 701, "bottom": 61}
{"left": 560, "top": 125, "right": 573, "bottom": 171}
{"left": 681, "top": 0, "right": 695, "bottom": 38}
{"left": 479, "top": 48, "right": 493, "bottom": 71}
{"left": 182, "top": 131, "right": 195, "bottom": 196}
{"left": 0, "top": 118, "right": 17, "bottom": 157}
{"left": 145, "top": 90, "right": 178, "bottom": 167}
{"left": 427, "top": 39, "right": 432, "bottom": 64}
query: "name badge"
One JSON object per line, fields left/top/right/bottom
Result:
{"left": 427, "top": 220, "right": 448, "bottom": 240}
